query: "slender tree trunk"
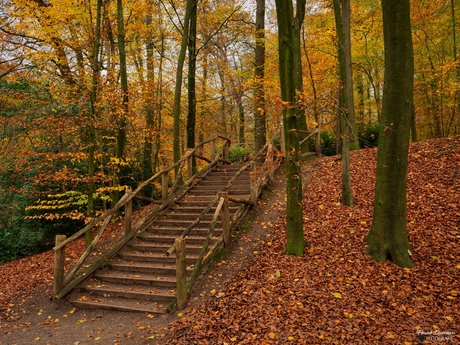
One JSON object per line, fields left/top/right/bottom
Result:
{"left": 365, "top": 0, "right": 414, "bottom": 268}
{"left": 451, "top": 0, "right": 460, "bottom": 132}
{"left": 153, "top": 32, "right": 166, "bottom": 173}
{"left": 186, "top": 0, "right": 197, "bottom": 150}
{"left": 341, "top": 0, "right": 359, "bottom": 150}
{"left": 275, "top": 0, "right": 306, "bottom": 256}
{"left": 87, "top": 0, "right": 103, "bottom": 246}
{"left": 254, "top": 0, "right": 266, "bottom": 153}
{"left": 303, "top": 28, "right": 321, "bottom": 156}
{"left": 172, "top": 0, "right": 194, "bottom": 177}
{"left": 114, "top": 0, "right": 128, "bottom": 203}
{"left": 333, "top": 0, "right": 354, "bottom": 206}
{"left": 116, "top": 0, "right": 128, "bottom": 160}
{"left": 293, "top": 0, "right": 308, "bottom": 151}
{"left": 186, "top": 0, "right": 197, "bottom": 172}
{"left": 142, "top": 14, "right": 155, "bottom": 195}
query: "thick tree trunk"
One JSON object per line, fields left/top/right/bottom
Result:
{"left": 254, "top": 0, "right": 266, "bottom": 153}
{"left": 275, "top": 0, "right": 306, "bottom": 256}
{"left": 365, "top": 0, "right": 414, "bottom": 268}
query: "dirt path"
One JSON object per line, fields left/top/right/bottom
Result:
{"left": 1, "top": 165, "right": 316, "bottom": 345}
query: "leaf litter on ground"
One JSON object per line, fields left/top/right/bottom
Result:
{"left": 164, "top": 137, "right": 460, "bottom": 345}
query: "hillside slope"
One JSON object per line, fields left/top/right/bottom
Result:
{"left": 165, "top": 137, "right": 460, "bottom": 344}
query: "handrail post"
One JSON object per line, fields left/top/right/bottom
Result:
{"left": 218, "top": 192, "right": 230, "bottom": 249}
{"left": 124, "top": 188, "right": 132, "bottom": 236}
{"left": 250, "top": 162, "right": 258, "bottom": 210}
{"left": 175, "top": 238, "right": 187, "bottom": 310}
{"left": 223, "top": 140, "right": 229, "bottom": 162}
{"left": 210, "top": 139, "right": 216, "bottom": 161}
{"left": 186, "top": 149, "right": 194, "bottom": 179}
{"left": 267, "top": 143, "right": 275, "bottom": 186}
{"left": 162, "top": 172, "right": 168, "bottom": 201}
{"left": 53, "top": 235, "right": 67, "bottom": 298}
{"left": 316, "top": 127, "right": 322, "bottom": 157}
{"left": 280, "top": 122, "right": 285, "bottom": 153}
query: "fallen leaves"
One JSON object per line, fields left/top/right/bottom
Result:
{"left": 163, "top": 138, "right": 460, "bottom": 344}
{"left": 332, "top": 292, "right": 343, "bottom": 299}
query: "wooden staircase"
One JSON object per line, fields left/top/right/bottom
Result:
{"left": 68, "top": 163, "right": 251, "bottom": 313}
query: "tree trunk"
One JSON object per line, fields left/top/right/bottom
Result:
{"left": 341, "top": 0, "right": 359, "bottom": 150}
{"left": 365, "top": 0, "right": 414, "bottom": 268}
{"left": 116, "top": 0, "right": 128, "bottom": 161}
{"left": 172, "top": 0, "right": 194, "bottom": 177}
{"left": 187, "top": 0, "right": 197, "bottom": 172}
{"left": 451, "top": 0, "right": 460, "bottom": 133}
{"left": 275, "top": 0, "right": 306, "bottom": 256}
{"left": 293, "top": 0, "right": 308, "bottom": 152}
{"left": 114, "top": 0, "right": 128, "bottom": 203}
{"left": 333, "top": 0, "right": 354, "bottom": 206}
{"left": 87, "top": 0, "right": 103, "bottom": 246}
{"left": 254, "top": 0, "right": 266, "bottom": 153}
{"left": 142, "top": 14, "right": 155, "bottom": 196}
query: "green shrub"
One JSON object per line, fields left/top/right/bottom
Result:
{"left": 309, "top": 131, "right": 337, "bottom": 156}
{"left": 228, "top": 145, "right": 253, "bottom": 163}
{"left": 358, "top": 123, "right": 380, "bottom": 148}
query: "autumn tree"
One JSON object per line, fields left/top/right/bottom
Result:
{"left": 365, "top": 0, "right": 414, "bottom": 268}
{"left": 275, "top": 0, "right": 307, "bottom": 256}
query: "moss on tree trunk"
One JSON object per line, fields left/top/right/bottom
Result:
{"left": 365, "top": 0, "right": 414, "bottom": 268}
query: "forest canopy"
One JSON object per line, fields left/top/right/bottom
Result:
{"left": 0, "top": 0, "right": 459, "bottom": 262}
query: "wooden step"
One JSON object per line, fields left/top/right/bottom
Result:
{"left": 70, "top": 290, "right": 170, "bottom": 314}
{"left": 153, "top": 219, "right": 222, "bottom": 228}
{"left": 109, "top": 262, "right": 193, "bottom": 276}
{"left": 145, "top": 226, "right": 222, "bottom": 237}
{"left": 78, "top": 280, "right": 175, "bottom": 303}
{"left": 127, "top": 241, "right": 210, "bottom": 255}
{"left": 94, "top": 271, "right": 177, "bottom": 288}
{"left": 137, "top": 233, "right": 216, "bottom": 245}
{"left": 118, "top": 251, "right": 198, "bottom": 265}
{"left": 68, "top": 161, "right": 255, "bottom": 314}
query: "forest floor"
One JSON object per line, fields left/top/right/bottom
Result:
{"left": 1, "top": 137, "right": 460, "bottom": 345}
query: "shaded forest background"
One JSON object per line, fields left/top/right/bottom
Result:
{"left": 0, "top": 0, "right": 459, "bottom": 262}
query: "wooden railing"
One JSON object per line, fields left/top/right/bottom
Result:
{"left": 167, "top": 139, "right": 282, "bottom": 311}
{"left": 53, "top": 136, "right": 231, "bottom": 299}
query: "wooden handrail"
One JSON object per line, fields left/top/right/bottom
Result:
{"left": 53, "top": 135, "right": 231, "bottom": 299}
{"left": 167, "top": 137, "right": 283, "bottom": 312}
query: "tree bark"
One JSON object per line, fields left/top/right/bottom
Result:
{"left": 186, "top": 0, "right": 197, "bottom": 173}
{"left": 254, "top": 0, "right": 266, "bottom": 153}
{"left": 365, "top": 0, "right": 414, "bottom": 268}
{"left": 142, "top": 14, "right": 154, "bottom": 193}
{"left": 333, "top": 0, "right": 354, "bottom": 206}
{"left": 172, "top": 0, "right": 194, "bottom": 177}
{"left": 86, "top": 0, "right": 103, "bottom": 246}
{"left": 275, "top": 0, "right": 306, "bottom": 256}
{"left": 293, "top": 0, "right": 308, "bottom": 151}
